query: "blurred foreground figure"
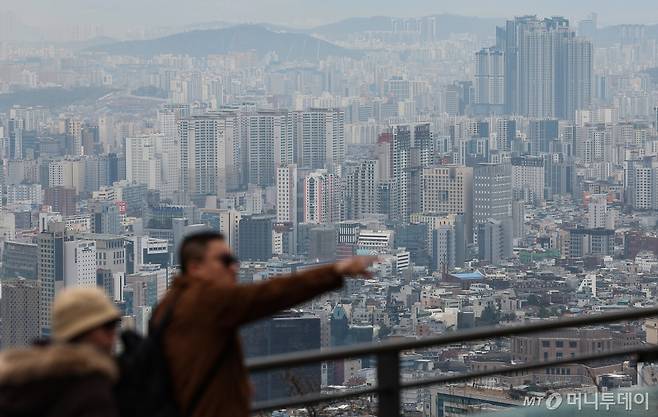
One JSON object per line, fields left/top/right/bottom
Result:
{"left": 0, "top": 287, "right": 121, "bottom": 417}
{"left": 154, "top": 231, "right": 375, "bottom": 417}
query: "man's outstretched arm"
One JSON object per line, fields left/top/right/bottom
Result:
{"left": 199, "top": 257, "right": 376, "bottom": 327}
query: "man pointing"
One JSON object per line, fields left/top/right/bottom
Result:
{"left": 154, "top": 231, "right": 376, "bottom": 417}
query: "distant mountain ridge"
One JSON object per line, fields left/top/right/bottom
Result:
{"left": 91, "top": 25, "right": 361, "bottom": 61}
{"left": 310, "top": 14, "right": 506, "bottom": 39}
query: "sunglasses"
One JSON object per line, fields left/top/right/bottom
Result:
{"left": 218, "top": 254, "right": 239, "bottom": 268}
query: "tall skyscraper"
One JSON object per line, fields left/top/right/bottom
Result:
{"left": 276, "top": 164, "right": 298, "bottom": 255}
{"left": 511, "top": 156, "right": 545, "bottom": 204}
{"left": 2, "top": 241, "right": 38, "bottom": 279}
{"left": 238, "top": 214, "right": 274, "bottom": 261}
{"left": 475, "top": 47, "right": 505, "bottom": 114}
{"left": 390, "top": 123, "right": 432, "bottom": 223}
{"left": 473, "top": 162, "right": 513, "bottom": 229}
{"left": 343, "top": 160, "right": 378, "bottom": 221}
{"left": 90, "top": 200, "right": 122, "bottom": 235}
{"left": 420, "top": 166, "right": 474, "bottom": 242}
{"left": 1, "top": 278, "right": 39, "bottom": 348}
{"left": 528, "top": 119, "right": 559, "bottom": 155}
{"left": 243, "top": 311, "right": 321, "bottom": 402}
{"left": 125, "top": 134, "right": 164, "bottom": 190}
{"left": 62, "top": 118, "right": 82, "bottom": 156}
{"left": 8, "top": 118, "right": 23, "bottom": 160}
{"left": 178, "top": 111, "right": 237, "bottom": 203}
{"left": 292, "top": 109, "right": 345, "bottom": 171}
{"left": 37, "top": 221, "right": 72, "bottom": 336}
{"left": 247, "top": 111, "right": 293, "bottom": 187}
{"left": 303, "top": 170, "right": 340, "bottom": 225}
{"left": 501, "top": 16, "right": 592, "bottom": 120}
{"left": 157, "top": 105, "right": 188, "bottom": 200}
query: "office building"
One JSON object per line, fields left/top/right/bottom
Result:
{"left": 64, "top": 240, "right": 97, "bottom": 287}
{"left": 478, "top": 219, "right": 513, "bottom": 265}
{"left": 0, "top": 278, "right": 39, "bottom": 348}
{"left": 431, "top": 214, "right": 467, "bottom": 272}
{"left": 394, "top": 223, "right": 430, "bottom": 267}
{"left": 44, "top": 186, "right": 77, "bottom": 216}
{"left": 238, "top": 215, "right": 274, "bottom": 261}
{"left": 243, "top": 311, "right": 321, "bottom": 402}
{"left": 82, "top": 234, "right": 127, "bottom": 274}
{"left": 90, "top": 200, "right": 122, "bottom": 235}
{"left": 357, "top": 229, "right": 394, "bottom": 254}
{"left": 2, "top": 241, "right": 38, "bottom": 279}
{"left": 37, "top": 221, "right": 72, "bottom": 336}
{"left": 473, "top": 162, "right": 512, "bottom": 229}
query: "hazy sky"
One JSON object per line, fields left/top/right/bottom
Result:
{"left": 5, "top": 0, "right": 658, "bottom": 35}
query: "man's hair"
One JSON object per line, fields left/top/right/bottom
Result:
{"left": 179, "top": 231, "right": 225, "bottom": 273}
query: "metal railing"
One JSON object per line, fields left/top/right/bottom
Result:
{"left": 247, "top": 306, "right": 658, "bottom": 416}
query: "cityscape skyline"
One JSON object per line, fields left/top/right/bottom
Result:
{"left": 3, "top": 4, "right": 658, "bottom": 414}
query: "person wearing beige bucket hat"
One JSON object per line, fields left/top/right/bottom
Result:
{"left": 0, "top": 287, "right": 122, "bottom": 417}
{"left": 52, "top": 286, "right": 122, "bottom": 354}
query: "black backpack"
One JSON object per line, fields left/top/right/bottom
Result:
{"left": 116, "top": 293, "right": 226, "bottom": 417}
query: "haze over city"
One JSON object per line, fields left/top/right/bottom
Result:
{"left": 3, "top": 1, "right": 658, "bottom": 416}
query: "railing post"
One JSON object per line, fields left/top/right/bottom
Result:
{"left": 377, "top": 351, "right": 400, "bottom": 417}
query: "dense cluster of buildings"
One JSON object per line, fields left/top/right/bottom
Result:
{"left": 3, "top": 12, "right": 658, "bottom": 415}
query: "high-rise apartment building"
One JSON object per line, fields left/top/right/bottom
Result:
{"left": 390, "top": 123, "right": 432, "bottom": 223}
{"left": 501, "top": 16, "right": 592, "bottom": 120}
{"left": 303, "top": 169, "right": 340, "bottom": 225}
{"left": 157, "top": 105, "right": 189, "bottom": 200}
{"left": 511, "top": 156, "right": 545, "bottom": 204}
{"left": 247, "top": 111, "right": 293, "bottom": 187}
{"left": 178, "top": 112, "right": 238, "bottom": 202}
{"left": 474, "top": 47, "right": 505, "bottom": 114}
{"left": 275, "top": 164, "right": 298, "bottom": 255}
{"left": 420, "top": 165, "right": 474, "bottom": 242}
{"left": 343, "top": 160, "right": 378, "bottom": 221}
{"left": 292, "top": 109, "right": 345, "bottom": 171}
{"left": 125, "top": 134, "right": 163, "bottom": 190}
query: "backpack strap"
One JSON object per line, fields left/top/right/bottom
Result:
{"left": 185, "top": 347, "right": 230, "bottom": 417}
{"left": 152, "top": 287, "right": 229, "bottom": 417}
{"left": 149, "top": 290, "right": 181, "bottom": 338}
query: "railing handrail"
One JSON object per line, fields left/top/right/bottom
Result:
{"left": 247, "top": 305, "right": 658, "bottom": 372}
{"left": 251, "top": 344, "right": 658, "bottom": 412}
